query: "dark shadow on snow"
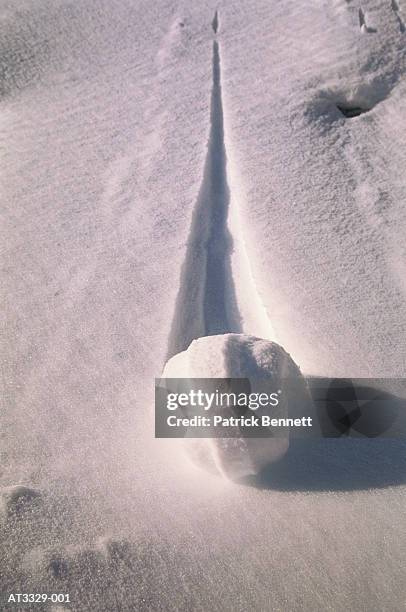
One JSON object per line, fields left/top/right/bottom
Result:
{"left": 247, "top": 438, "right": 406, "bottom": 492}
{"left": 212, "top": 10, "right": 219, "bottom": 34}
{"left": 243, "top": 381, "right": 406, "bottom": 492}
{"left": 336, "top": 104, "right": 370, "bottom": 118}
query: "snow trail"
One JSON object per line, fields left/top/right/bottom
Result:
{"left": 359, "top": 7, "right": 377, "bottom": 33}
{"left": 391, "top": 0, "right": 406, "bottom": 32}
{"left": 212, "top": 10, "right": 219, "bottom": 34}
{"left": 203, "top": 40, "right": 240, "bottom": 337}
{"left": 166, "top": 37, "right": 242, "bottom": 359}
{"left": 166, "top": 15, "right": 277, "bottom": 360}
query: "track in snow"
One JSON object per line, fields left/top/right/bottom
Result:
{"left": 212, "top": 10, "right": 219, "bottom": 34}
{"left": 391, "top": 0, "right": 405, "bottom": 33}
{"left": 166, "top": 36, "right": 242, "bottom": 359}
{"left": 358, "top": 7, "right": 377, "bottom": 33}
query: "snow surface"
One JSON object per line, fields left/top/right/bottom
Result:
{"left": 1, "top": 0, "right": 406, "bottom": 610}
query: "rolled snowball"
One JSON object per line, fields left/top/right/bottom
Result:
{"left": 163, "top": 334, "right": 310, "bottom": 480}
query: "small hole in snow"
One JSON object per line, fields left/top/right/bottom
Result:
{"left": 336, "top": 104, "right": 370, "bottom": 118}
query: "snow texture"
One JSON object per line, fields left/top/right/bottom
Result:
{"left": 1, "top": 0, "right": 406, "bottom": 610}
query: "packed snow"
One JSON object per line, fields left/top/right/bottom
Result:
{"left": 1, "top": 0, "right": 406, "bottom": 610}
{"left": 162, "top": 334, "right": 309, "bottom": 479}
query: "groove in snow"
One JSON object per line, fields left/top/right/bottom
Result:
{"left": 166, "top": 40, "right": 242, "bottom": 359}
{"left": 212, "top": 10, "right": 219, "bottom": 34}
{"left": 358, "top": 7, "right": 377, "bottom": 33}
{"left": 391, "top": 0, "right": 405, "bottom": 33}
{"left": 166, "top": 29, "right": 276, "bottom": 361}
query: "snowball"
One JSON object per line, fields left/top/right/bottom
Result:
{"left": 162, "top": 333, "right": 310, "bottom": 480}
